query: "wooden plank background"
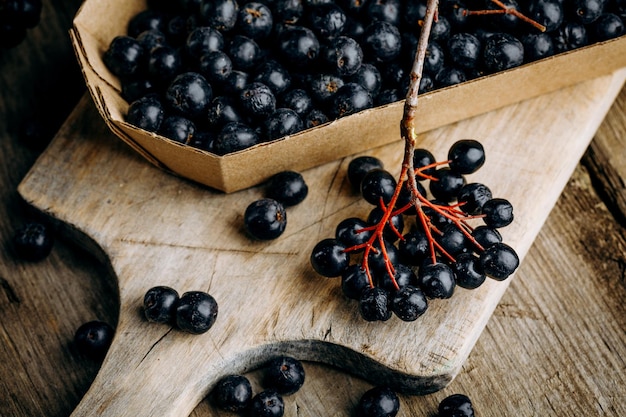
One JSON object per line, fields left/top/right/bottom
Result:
{"left": 1, "top": 1, "right": 626, "bottom": 416}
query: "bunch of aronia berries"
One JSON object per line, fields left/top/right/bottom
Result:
{"left": 142, "top": 285, "right": 219, "bottom": 334}
{"left": 103, "top": 0, "right": 625, "bottom": 156}
{"left": 211, "top": 355, "right": 305, "bottom": 417}
{"left": 310, "top": 139, "right": 519, "bottom": 322}
{"left": 0, "top": 0, "right": 42, "bottom": 48}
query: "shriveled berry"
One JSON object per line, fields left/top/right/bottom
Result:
{"left": 310, "top": 238, "right": 349, "bottom": 277}
{"left": 263, "top": 356, "right": 306, "bottom": 395}
{"left": 175, "top": 291, "right": 219, "bottom": 334}
{"left": 239, "top": 82, "right": 277, "bottom": 121}
{"left": 143, "top": 285, "right": 179, "bottom": 324}
{"left": 13, "top": 222, "right": 54, "bottom": 261}
{"left": 355, "top": 385, "right": 400, "bottom": 417}
{"left": 359, "top": 287, "right": 392, "bottom": 322}
{"left": 213, "top": 374, "right": 253, "bottom": 412}
{"left": 457, "top": 183, "right": 492, "bottom": 215}
{"left": 74, "top": 320, "right": 114, "bottom": 360}
{"left": 265, "top": 170, "right": 308, "bottom": 206}
{"left": 244, "top": 198, "right": 287, "bottom": 240}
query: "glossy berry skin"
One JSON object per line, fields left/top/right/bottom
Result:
{"left": 199, "top": 51, "right": 233, "bottom": 84}
{"left": 308, "top": 73, "right": 344, "bottom": 105}
{"left": 359, "top": 287, "right": 392, "bottom": 322}
{"left": 175, "top": 291, "right": 219, "bottom": 334}
{"left": 277, "top": 25, "right": 320, "bottom": 68}
{"left": 391, "top": 285, "right": 428, "bottom": 321}
{"left": 480, "top": 242, "right": 520, "bottom": 280}
{"left": 526, "top": 0, "right": 564, "bottom": 32}
{"left": 452, "top": 253, "right": 486, "bottom": 289}
{"left": 553, "top": 22, "right": 589, "bottom": 52}
{"left": 263, "top": 356, "right": 306, "bottom": 395}
{"left": 126, "top": 96, "right": 165, "bottom": 132}
{"left": 448, "top": 139, "right": 485, "bottom": 175}
{"left": 482, "top": 32, "right": 525, "bottom": 73}
{"left": 213, "top": 374, "right": 253, "bottom": 412}
{"left": 306, "top": 3, "right": 347, "bottom": 39}
{"left": 429, "top": 168, "right": 466, "bottom": 203}
{"left": 248, "top": 390, "right": 284, "bottom": 417}
{"left": 206, "top": 96, "right": 242, "bottom": 129}
{"left": 147, "top": 45, "right": 183, "bottom": 86}
{"left": 74, "top": 320, "right": 115, "bottom": 360}
{"left": 103, "top": 36, "right": 146, "bottom": 78}
{"left": 244, "top": 199, "right": 287, "bottom": 240}
{"left": 228, "top": 35, "right": 263, "bottom": 71}
{"left": 398, "top": 230, "right": 429, "bottom": 266}
{"left": 362, "top": 21, "right": 402, "bottom": 63}
{"left": 13, "top": 222, "right": 54, "bottom": 261}
{"left": 347, "top": 156, "right": 384, "bottom": 189}
{"left": 237, "top": 2, "right": 274, "bottom": 41}
{"left": 341, "top": 264, "right": 371, "bottom": 300}
{"left": 482, "top": 198, "right": 514, "bottom": 228}
{"left": 213, "top": 121, "right": 259, "bottom": 155}
{"left": 185, "top": 26, "right": 224, "bottom": 62}
{"left": 265, "top": 170, "right": 308, "bottom": 206}
{"left": 310, "top": 238, "right": 350, "bottom": 277}
{"left": 413, "top": 148, "right": 437, "bottom": 178}
{"left": 321, "top": 36, "right": 363, "bottom": 77}
{"left": 435, "top": 66, "right": 466, "bottom": 88}
{"left": 521, "top": 33, "right": 555, "bottom": 62}
{"left": 200, "top": 0, "right": 239, "bottom": 31}
{"left": 379, "top": 263, "right": 417, "bottom": 292}
{"left": 143, "top": 285, "right": 179, "bottom": 324}
{"left": 254, "top": 60, "right": 292, "bottom": 96}
{"left": 361, "top": 169, "right": 397, "bottom": 206}
{"left": 355, "top": 385, "right": 400, "bottom": 417}
{"left": 329, "top": 82, "right": 373, "bottom": 118}
{"left": 438, "top": 393, "right": 475, "bottom": 417}
{"left": 279, "top": 88, "right": 313, "bottom": 117}
{"left": 438, "top": 223, "right": 469, "bottom": 257}
{"left": 335, "top": 217, "right": 372, "bottom": 249}
{"left": 591, "top": 13, "right": 625, "bottom": 40}
{"left": 158, "top": 115, "right": 196, "bottom": 144}
{"left": 165, "top": 72, "right": 212, "bottom": 119}
{"left": 447, "top": 32, "right": 481, "bottom": 70}
{"left": 472, "top": 226, "right": 502, "bottom": 249}
{"left": 263, "top": 108, "right": 304, "bottom": 141}
{"left": 457, "top": 183, "right": 492, "bottom": 215}
{"left": 418, "top": 262, "right": 456, "bottom": 299}
{"left": 367, "top": 239, "right": 399, "bottom": 274}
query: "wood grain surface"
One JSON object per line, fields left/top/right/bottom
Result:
{"left": 2, "top": 2, "right": 626, "bottom": 417}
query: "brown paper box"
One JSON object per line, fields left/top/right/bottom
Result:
{"left": 70, "top": 0, "right": 626, "bottom": 193}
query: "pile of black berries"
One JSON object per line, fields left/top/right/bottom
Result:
{"left": 310, "top": 139, "right": 520, "bottom": 322}
{"left": 103, "top": 0, "right": 625, "bottom": 155}
{"left": 211, "top": 355, "right": 305, "bottom": 417}
{"left": 0, "top": 0, "right": 42, "bottom": 48}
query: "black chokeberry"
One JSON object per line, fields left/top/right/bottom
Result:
{"left": 361, "top": 168, "right": 397, "bottom": 206}
{"left": 277, "top": 25, "right": 320, "bottom": 68}
{"left": 481, "top": 198, "right": 514, "bottom": 228}
{"left": 248, "top": 389, "right": 284, "bottom": 417}
{"left": 448, "top": 139, "right": 485, "bottom": 175}
{"left": 329, "top": 82, "right": 373, "bottom": 118}
{"left": 362, "top": 21, "right": 402, "bottom": 63}
{"left": 200, "top": 0, "right": 239, "bottom": 31}
{"left": 471, "top": 225, "right": 502, "bottom": 249}
{"left": 213, "top": 121, "right": 259, "bottom": 154}
{"left": 212, "top": 374, "right": 253, "bottom": 412}
{"left": 310, "top": 238, "right": 350, "bottom": 277}
{"left": 239, "top": 82, "right": 277, "bottom": 121}
{"left": 391, "top": 285, "right": 428, "bottom": 321}
{"left": 158, "top": 115, "right": 196, "bottom": 144}
{"left": 74, "top": 320, "right": 115, "bottom": 360}
{"left": 237, "top": 1, "right": 274, "bottom": 41}
{"left": 143, "top": 285, "right": 179, "bottom": 324}
{"left": 185, "top": 26, "right": 224, "bottom": 62}
{"left": 254, "top": 60, "right": 292, "bottom": 96}
{"left": 263, "top": 108, "right": 304, "bottom": 141}
{"left": 452, "top": 252, "right": 486, "bottom": 289}
{"left": 265, "top": 171, "right": 308, "bottom": 206}
{"left": 482, "top": 32, "right": 525, "bottom": 73}
{"left": 228, "top": 35, "right": 263, "bottom": 71}
{"left": 355, "top": 385, "right": 400, "bottom": 417}
{"left": 418, "top": 262, "right": 456, "bottom": 299}
{"left": 165, "top": 72, "right": 213, "bottom": 119}
{"left": 359, "top": 286, "right": 392, "bottom": 322}
{"left": 457, "top": 182, "right": 492, "bottom": 215}
{"left": 438, "top": 393, "right": 475, "bottom": 417}
{"left": 320, "top": 35, "right": 363, "bottom": 77}
{"left": 480, "top": 242, "right": 519, "bottom": 280}
{"left": 13, "top": 222, "right": 54, "bottom": 261}
{"left": 103, "top": 35, "right": 146, "bottom": 78}
{"left": 341, "top": 264, "right": 371, "bottom": 300}
{"left": 379, "top": 263, "right": 417, "bottom": 292}
{"left": 263, "top": 356, "right": 306, "bottom": 395}
{"left": 175, "top": 291, "right": 219, "bottom": 334}
{"left": 398, "top": 230, "right": 429, "bottom": 266}
{"left": 347, "top": 155, "right": 384, "bottom": 189}
{"left": 335, "top": 217, "right": 372, "bottom": 249}
{"left": 126, "top": 95, "right": 164, "bottom": 133}
{"left": 199, "top": 50, "right": 233, "bottom": 84}
{"left": 244, "top": 198, "right": 287, "bottom": 240}
{"left": 429, "top": 167, "right": 466, "bottom": 202}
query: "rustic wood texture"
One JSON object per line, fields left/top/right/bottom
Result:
{"left": 13, "top": 68, "right": 626, "bottom": 416}
{"left": 2, "top": 3, "right": 626, "bottom": 417}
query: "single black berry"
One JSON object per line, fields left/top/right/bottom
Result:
{"left": 481, "top": 198, "right": 514, "bottom": 228}
{"left": 265, "top": 171, "right": 308, "bottom": 206}
{"left": 347, "top": 156, "right": 384, "bottom": 189}
{"left": 248, "top": 389, "right": 284, "bottom": 417}
{"left": 480, "top": 242, "right": 519, "bottom": 280}
{"left": 74, "top": 320, "right": 115, "bottom": 360}
{"left": 355, "top": 385, "right": 400, "bottom": 417}
{"left": 310, "top": 238, "right": 350, "bottom": 277}
{"left": 263, "top": 356, "right": 306, "bottom": 395}
{"left": 448, "top": 139, "right": 486, "bottom": 175}
{"left": 244, "top": 198, "right": 288, "bottom": 240}
{"left": 438, "top": 393, "right": 475, "bottom": 417}
{"left": 212, "top": 374, "right": 253, "bottom": 412}
{"left": 143, "top": 285, "right": 179, "bottom": 324}
{"left": 13, "top": 222, "right": 54, "bottom": 261}
{"left": 175, "top": 291, "right": 219, "bottom": 334}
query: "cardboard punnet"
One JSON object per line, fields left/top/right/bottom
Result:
{"left": 70, "top": 0, "right": 626, "bottom": 193}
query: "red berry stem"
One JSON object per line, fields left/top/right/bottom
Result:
{"left": 466, "top": 0, "right": 547, "bottom": 32}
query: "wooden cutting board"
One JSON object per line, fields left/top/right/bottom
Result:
{"left": 18, "top": 69, "right": 626, "bottom": 417}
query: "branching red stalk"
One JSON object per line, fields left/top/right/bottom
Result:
{"left": 343, "top": 0, "right": 543, "bottom": 289}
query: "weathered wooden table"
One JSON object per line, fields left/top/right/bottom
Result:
{"left": 2, "top": 1, "right": 626, "bottom": 416}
